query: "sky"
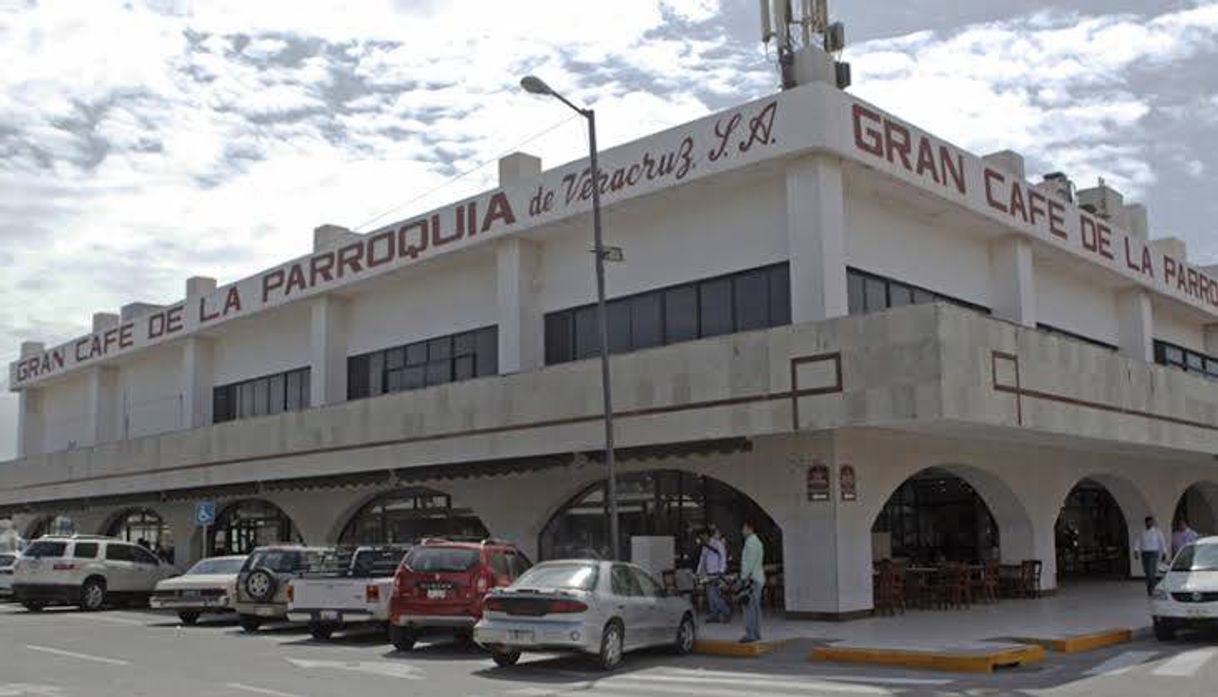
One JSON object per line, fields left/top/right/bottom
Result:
{"left": 0, "top": 0, "right": 1216, "bottom": 459}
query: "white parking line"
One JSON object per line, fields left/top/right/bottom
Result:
{"left": 226, "top": 683, "right": 306, "bottom": 697}
{"left": 24, "top": 645, "right": 129, "bottom": 666}
{"left": 1084, "top": 650, "right": 1159, "bottom": 676}
{"left": 71, "top": 613, "right": 148, "bottom": 626}
{"left": 658, "top": 667, "right": 952, "bottom": 686}
{"left": 1152, "top": 648, "right": 1218, "bottom": 677}
{"left": 594, "top": 678, "right": 890, "bottom": 696}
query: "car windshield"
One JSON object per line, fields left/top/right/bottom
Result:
{"left": 23, "top": 541, "right": 67, "bottom": 559}
{"left": 1172, "top": 544, "right": 1218, "bottom": 572}
{"left": 246, "top": 549, "right": 306, "bottom": 573}
{"left": 406, "top": 547, "right": 479, "bottom": 573}
{"left": 188, "top": 558, "right": 246, "bottom": 575}
{"left": 513, "top": 563, "right": 599, "bottom": 591}
{"left": 351, "top": 548, "right": 410, "bottom": 577}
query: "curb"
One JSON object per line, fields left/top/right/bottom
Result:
{"left": 694, "top": 639, "right": 789, "bottom": 658}
{"left": 1008, "top": 628, "right": 1133, "bottom": 654}
{"left": 810, "top": 643, "right": 1046, "bottom": 673}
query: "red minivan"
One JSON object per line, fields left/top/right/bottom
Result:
{"left": 388, "top": 539, "right": 531, "bottom": 651}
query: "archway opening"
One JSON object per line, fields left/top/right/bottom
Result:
{"left": 338, "top": 488, "right": 489, "bottom": 545}
{"left": 871, "top": 468, "right": 1000, "bottom": 564}
{"left": 539, "top": 470, "right": 782, "bottom": 569}
{"left": 1173, "top": 482, "right": 1218, "bottom": 549}
{"left": 26, "top": 514, "right": 76, "bottom": 540}
{"left": 209, "top": 499, "right": 302, "bottom": 556}
{"left": 105, "top": 508, "right": 173, "bottom": 555}
{"left": 1056, "top": 479, "right": 1130, "bottom": 579}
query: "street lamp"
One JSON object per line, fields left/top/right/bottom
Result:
{"left": 520, "top": 75, "right": 621, "bottom": 562}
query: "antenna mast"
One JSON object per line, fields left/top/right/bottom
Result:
{"left": 760, "top": 0, "right": 849, "bottom": 90}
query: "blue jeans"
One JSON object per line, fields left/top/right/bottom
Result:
{"left": 743, "top": 582, "right": 763, "bottom": 641}
{"left": 705, "top": 577, "right": 730, "bottom": 620}
{"left": 1141, "top": 552, "right": 1161, "bottom": 596}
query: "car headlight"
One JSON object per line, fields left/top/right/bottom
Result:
{"left": 1152, "top": 585, "right": 1169, "bottom": 601}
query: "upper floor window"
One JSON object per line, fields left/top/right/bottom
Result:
{"left": 1154, "top": 340, "right": 1218, "bottom": 380}
{"left": 347, "top": 326, "right": 498, "bottom": 400}
{"left": 545, "top": 263, "right": 790, "bottom": 365}
{"left": 846, "top": 267, "right": 989, "bottom": 316}
{"left": 1037, "top": 324, "right": 1117, "bottom": 352}
{"left": 213, "top": 367, "right": 310, "bottom": 424}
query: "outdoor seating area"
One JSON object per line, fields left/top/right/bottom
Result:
{"left": 873, "top": 559, "right": 1043, "bottom": 616}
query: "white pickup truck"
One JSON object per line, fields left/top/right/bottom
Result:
{"left": 286, "top": 545, "right": 411, "bottom": 640}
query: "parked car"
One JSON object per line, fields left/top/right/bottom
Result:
{"left": 388, "top": 538, "right": 531, "bottom": 651}
{"left": 474, "top": 560, "right": 696, "bottom": 670}
{"left": 11, "top": 535, "right": 177, "bottom": 611}
{"left": 287, "top": 545, "right": 411, "bottom": 640}
{"left": 233, "top": 545, "right": 328, "bottom": 632}
{"left": 0, "top": 552, "right": 17, "bottom": 599}
{"left": 150, "top": 555, "right": 247, "bottom": 624}
{"left": 1152, "top": 536, "right": 1218, "bottom": 640}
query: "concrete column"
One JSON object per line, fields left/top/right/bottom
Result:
{"left": 16, "top": 387, "right": 43, "bottom": 458}
{"left": 310, "top": 296, "right": 348, "bottom": 407}
{"left": 786, "top": 155, "right": 847, "bottom": 323}
{"left": 182, "top": 337, "right": 214, "bottom": 428}
{"left": 989, "top": 236, "right": 1036, "bottom": 327}
{"left": 1117, "top": 289, "right": 1154, "bottom": 362}
{"left": 496, "top": 238, "right": 543, "bottom": 374}
{"left": 85, "top": 366, "right": 118, "bottom": 446}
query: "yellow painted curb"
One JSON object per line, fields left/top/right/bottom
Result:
{"left": 694, "top": 639, "right": 788, "bottom": 658}
{"left": 810, "top": 644, "right": 1046, "bottom": 674}
{"left": 1010, "top": 628, "right": 1132, "bottom": 654}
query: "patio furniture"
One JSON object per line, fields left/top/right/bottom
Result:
{"left": 971, "top": 560, "right": 1000, "bottom": 603}
{"left": 938, "top": 563, "right": 971, "bottom": 610}
{"left": 874, "top": 560, "right": 905, "bottom": 616}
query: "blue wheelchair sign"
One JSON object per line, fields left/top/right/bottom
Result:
{"left": 194, "top": 501, "right": 216, "bottom": 527}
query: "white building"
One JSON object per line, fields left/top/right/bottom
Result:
{"left": 4, "top": 61, "right": 1218, "bottom": 619}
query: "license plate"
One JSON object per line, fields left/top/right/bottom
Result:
{"left": 508, "top": 630, "right": 535, "bottom": 643}
{"left": 426, "top": 589, "right": 448, "bottom": 600}
{"left": 321, "top": 611, "right": 340, "bottom": 621}
{"left": 255, "top": 607, "right": 276, "bottom": 617}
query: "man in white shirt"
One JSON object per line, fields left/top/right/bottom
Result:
{"left": 1134, "top": 516, "right": 1168, "bottom": 596}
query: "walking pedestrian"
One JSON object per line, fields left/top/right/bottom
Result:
{"left": 739, "top": 520, "right": 765, "bottom": 643}
{"left": 1135, "top": 516, "right": 1168, "bottom": 596}
{"left": 696, "top": 526, "right": 730, "bottom": 622}
{"left": 1173, "top": 518, "right": 1199, "bottom": 557}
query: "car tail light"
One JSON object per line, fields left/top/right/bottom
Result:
{"left": 366, "top": 585, "right": 379, "bottom": 603}
{"left": 483, "top": 597, "right": 506, "bottom": 612}
{"left": 52, "top": 563, "right": 76, "bottom": 572}
{"left": 546, "top": 600, "right": 588, "bottom": 614}
{"left": 286, "top": 585, "right": 294, "bottom": 603}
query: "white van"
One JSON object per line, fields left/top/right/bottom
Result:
{"left": 12, "top": 536, "right": 177, "bottom": 611}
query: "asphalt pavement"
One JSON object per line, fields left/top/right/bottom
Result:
{"left": 0, "top": 603, "right": 1216, "bottom": 697}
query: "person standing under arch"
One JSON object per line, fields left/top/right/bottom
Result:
{"left": 1134, "top": 516, "right": 1168, "bottom": 596}
{"left": 739, "top": 520, "right": 765, "bottom": 643}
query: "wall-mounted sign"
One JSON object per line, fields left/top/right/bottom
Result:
{"left": 840, "top": 464, "right": 857, "bottom": 502}
{"left": 806, "top": 462, "right": 830, "bottom": 502}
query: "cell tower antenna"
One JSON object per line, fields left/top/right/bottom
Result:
{"left": 760, "top": 0, "right": 849, "bottom": 90}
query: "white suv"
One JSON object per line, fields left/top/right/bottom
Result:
{"left": 12, "top": 536, "right": 177, "bottom": 611}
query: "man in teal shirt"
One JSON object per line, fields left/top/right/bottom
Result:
{"left": 739, "top": 520, "right": 765, "bottom": 643}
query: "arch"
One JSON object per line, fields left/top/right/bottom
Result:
{"left": 336, "top": 487, "right": 490, "bottom": 545}
{"left": 25, "top": 514, "right": 76, "bottom": 540}
{"left": 208, "top": 499, "right": 302, "bottom": 556}
{"left": 538, "top": 469, "right": 783, "bottom": 567}
{"left": 1056, "top": 474, "right": 1153, "bottom": 579}
{"left": 101, "top": 507, "right": 173, "bottom": 549}
{"left": 1172, "top": 481, "right": 1218, "bottom": 540}
{"left": 868, "top": 465, "right": 1034, "bottom": 565}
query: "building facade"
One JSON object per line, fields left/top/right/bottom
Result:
{"left": 5, "top": 74, "right": 1218, "bottom": 619}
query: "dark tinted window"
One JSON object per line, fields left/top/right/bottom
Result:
{"left": 847, "top": 268, "right": 990, "bottom": 317}
{"left": 214, "top": 367, "right": 311, "bottom": 424}
{"left": 72, "top": 543, "right": 99, "bottom": 559}
{"left": 489, "top": 553, "right": 511, "bottom": 580}
{"left": 733, "top": 269, "right": 769, "bottom": 331}
{"left": 245, "top": 549, "right": 306, "bottom": 573}
{"left": 105, "top": 544, "right": 135, "bottom": 562}
{"left": 863, "top": 276, "right": 886, "bottom": 312}
{"left": 631, "top": 293, "right": 663, "bottom": 349}
{"left": 607, "top": 300, "right": 632, "bottom": 354}
{"left": 698, "top": 277, "right": 733, "bottom": 337}
{"left": 132, "top": 547, "right": 160, "bottom": 565}
{"left": 24, "top": 541, "right": 67, "bottom": 559}
{"left": 664, "top": 285, "right": 699, "bottom": 343}
{"left": 767, "top": 265, "right": 791, "bottom": 326}
{"left": 349, "top": 327, "right": 498, "bottom": 400}
{"left": 574, "top": 305, "right": 600, "bottom": 359}
{"left": 406, "top": 547, "right": 480, "bottom": 573}
{"left": 507, "top": 552, "right": 532, "bottom": 579}
{"left": 1154, "top": 340, "right": 1217, "bottom": 381}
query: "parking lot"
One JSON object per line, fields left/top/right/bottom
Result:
{"left": 4, "top": 604, "right": 1218, "bottom": 697}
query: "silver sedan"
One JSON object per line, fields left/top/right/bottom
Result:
{"left": 474, "top": 559, "right": 696, "bottom": 670}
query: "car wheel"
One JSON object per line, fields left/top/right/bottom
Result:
{"left": 492, "top": 648, "right": 521, "bottom": 667}
{"left": 309, "top": 622, "right": 334, "bottom": 641}
{"left": 178, "top": 611, "right": 200, "bottom": 626}
{"left": 1153, "top": 617, "right": 1176, "bottom": 641}
{"left": 597, "top": 621, "right": 624, "bottom": 671}
{"left": 674, "top": 614, "right": 696, "bottom": 655}
{"left": 390, "top": 625, "right": 416, "bottom": 652}
{"left": 22, "top": 602, "right": 44, "bottom": 613}
{"left": 238, "top": 615, "right": 263, "bottom": 633}
{"left": 80, "top": 578, "right": 106, "bottom": 612}
{"left": 454, "top": 629, "right": 475, "bottom": 648}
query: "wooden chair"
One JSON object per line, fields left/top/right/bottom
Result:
{"left": 1014, "top": 560, "right": 1042, "bottom": 598}
{"left": 874, "top": 561, "right": 906, "bottom": 616}
{"left": 969, "top": 561, "right": 999, "bottom": 603}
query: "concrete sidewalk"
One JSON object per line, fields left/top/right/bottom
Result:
{"left": 697, "top": 580, "right": 1150, "bottom": 647}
